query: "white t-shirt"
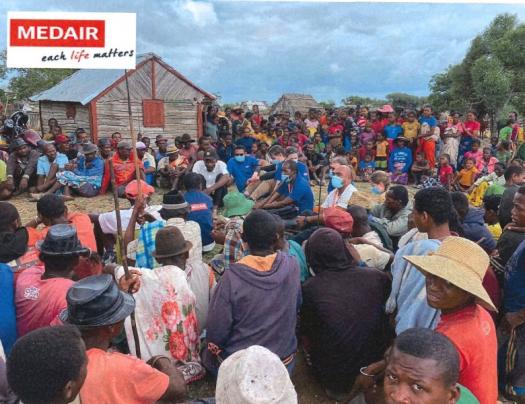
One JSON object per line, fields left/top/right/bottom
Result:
{"left": 192, "top": 160, "right": 229, "bottom": 189}
{"left": 98, "top": 205, "right": 162, "bottom": 234}
{"left": 322, "top": 183, "right": 357, "bottom": 209}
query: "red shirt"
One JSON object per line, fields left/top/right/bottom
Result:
{"left": 439, "top": 165, "right": 453, "bottom": 186}
{"left": 437, "top": 305, "right": 497, "bottom": 404}
{"left": 101, "top": 153, "right": 144, "bottom": 194}
{"left": 464, "top": 120, "right": 480, "bottom": 138}
{"left": 15, "top": 265, "right": 73, "bottom": 337}
{"left": 371, "top": 120, "right": 384, "bottom": 134}
{"left": 179, "top": 144, "right": 198, "bottom": 162}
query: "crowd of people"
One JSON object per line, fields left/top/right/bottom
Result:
{"left": 0, "top": 103, "right": 525, "bottom": 403}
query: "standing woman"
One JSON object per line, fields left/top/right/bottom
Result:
{"left": 459, "top": 111, "right": 480, "bottom": 166}
{"left": 442, "top": 111, "right": 464, "bottom": 169}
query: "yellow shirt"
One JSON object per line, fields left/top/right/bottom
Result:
{"left": 487, "top": 223, "right": 502, "bottom": 241}
{"left": 376, "top": 140, "right": 389, "bottom": 157}
{"left": 254, "top": 132, "right": 274, "bottom": 146}
{"left": 402, "top": 121, "right": 420, "bottom": 140}
{"left": 457, "top": 167, "right": 478, "bottom": 187}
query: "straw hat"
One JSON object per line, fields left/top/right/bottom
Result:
{"left": 215, "top": 345, "right": 297, "bottom": 404}
{"left": 403, "top": 236, "right": 497, "bottom": 312}
{"left": 166, "top": 145, "right": 179, "bottom": 155}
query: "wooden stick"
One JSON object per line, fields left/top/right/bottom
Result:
{"left": 124, "top": 69, "right": 142, "bottom": 199}
{"left": 109, "top": 159, "right": 141, "bottom": 359}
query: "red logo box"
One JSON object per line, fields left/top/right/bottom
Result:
{"left": 10, "top": 19, "right": 105, "bottom": 47}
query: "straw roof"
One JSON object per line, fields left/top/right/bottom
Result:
{"left": 270, "top": 93, "right": 321, "bottom": 115}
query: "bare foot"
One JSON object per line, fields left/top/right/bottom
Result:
{"left": 61, "top": 195, "right": 75, "bottom": 201}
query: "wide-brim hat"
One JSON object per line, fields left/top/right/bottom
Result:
{"left": 403, "top": 236, "right": 497, "bottom": 312}
{"left": 378, "top": 104, "right": 394, "bottom": 113}
{"left": 36, "top": 224, "right": 90, "bottom": 256}
{"left": 60, "top": 274, "right": 135, "bottom": 328}
{"left": 215, "top": 345, "right": 297, "bottom": 404}
{"left": 166, "top": 145, "right": 179, "bottom": 155}
{"left": 152, "top": 226, "right": 193, "bottom": 259}
{"left": 11, "top": 138, "right": 27, "bottom": 149}
{"left": 180, "top": 134, "right": 195, "bottom": 143}
{"left": 223, "top": 192, "right": 254, "bottom": 218}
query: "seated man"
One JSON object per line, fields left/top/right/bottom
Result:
{"left": 61, "top": 275, "right": 187, "bottom": 403}
{"left": 15, "top": 224, "right": 89, "bottom": 337}
{"left": 25, "top": 194, "right": 100, "bottom": 279}
{"left": 54, "top": 143, "right": 105, "bottom": 198}
{"left": 30, "top": 142, "right": 69, "bottom": 200}
{"left": 499, "top": 165, "right": 525, "bottom": 228}
{"left": 203, "top": 210, "right": 301, "bottom": 375}
{"left": 178, "top": 134, "right": 198, "bottom": 166}
{"left": 54, "top": 134, "right": 78, "bottom": 161}
{"left": 243, "top": 144, "right": 286, "bottom": 201}
{"left": 191, "top": 150, "right": 231, "bottom": 211}
{"left": 183, "top": 173, "right": 215, "bottom": 252}
{"left": 370, "top": 185, "right": 412, "bottom": 247}
{"left": 255, "top": 160, "right": 314, "bottom": 219}
{"left": 6, "top": 325, "right": 88, "bottom": 404}
{"left": 217, "top": 133, "right": 235, "bottom": 163}
{"left": 0, "top": 139, "right": 39, "bottom": 200}
{"left": 100, "top": 140, "right": 144, "bottom": 197}
{"left": 226, "top": 145, "right": 259, "bottom": 193}
{"left": 155, "top": 136, "right": 168, "bottom": 163}
{"left": 301, "top": 228, "right": 390, "bottom": 400}
{"left": 126, "top": 190, "right": 203, "bottom": 269}
{"left": 112, "top": 227, "right": 206, "bottom": 382}
{"left": 136, "top": 141, "right": 156, "bottom": 186}
{"left": 383, "top": 328, "right": 479, "bottom": 403}
{"left": 347, "top": 205, "right": 393, "bottom": 270}
{"left": 157, "top": 146, "right": 189, "bottom": 190}
{"left": 467, "top": 161, "right": 505, "bottom": 207}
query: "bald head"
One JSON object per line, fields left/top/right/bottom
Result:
{"left": 333, "top": 164, "right": 352, "bottom": 184}
{"left": 347, "top": 205, "right": 370, "bottom": 236}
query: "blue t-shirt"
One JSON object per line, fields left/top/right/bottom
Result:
{"left": 0, "top": 263, "right": 17, "bottom": 355}
{"left": 383, "top": 124, "right": 403, "bottom": 140}
{"left": 359, "top": 160, "right": 376, "bottom": 170}
{"left": 277, "top": 175, "right": 314, "bottom": 213}
{"left": 419, "top": 116, "right": 437, "bottom": 128}
{"left": 75, "top": 156, "right": 104, "bottom": 177}
{"left": 388, "top": 147, "right": 413, "bottom": 173}
{"left": 274, "top": 161, "right": 309, "bottom": 182}
{"left": 217, "top": 143, "right": 235, "bottom": 163}
{"left": 236, "top": 137, "right": 256, "bottom": 152}
{"left": 227, "top": 156, "right": 258, "bottom": 192}
{"left": 504, "top": 240, "right": 525, "bottom": 313}
{"left": 185, "top": 190, "right": 214, "bottom": 247}
{"left": 143, "top": 159, "right": 155, "bottom": 185}
{"left": 37, "top": 153, "right": 69, "bottom": 176}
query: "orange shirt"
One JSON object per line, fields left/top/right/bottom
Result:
{"left": 26, "top": 213, "right": 101, "bottom": 279}
{"left": 376, "top": 140, "right": 389, "bottom": 157}
{"left": 457, "top": 166, "right": 478, "bottom": 187}
{"left": 437, "top": 305, "right": 497, "bottom": 404}
{"left": 80, "top": 348, "right": 169, "bottom": 404}
{"left": 113, "top": 153, "right": 144, "bottom": 186}
{"left": 237, "top": 253, "right": 277, "bottom": 272}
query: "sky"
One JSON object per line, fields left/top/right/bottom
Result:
{"left": 2, "top": 0, "right": 525, "bottom": 104}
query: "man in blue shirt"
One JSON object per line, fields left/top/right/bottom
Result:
{"left": 235, "top": 128, "right": 256, "bottom": 152}
{"left": 183, "top": 172, "right": 215, "bottom": 252}
{"left": 30, "top": 143, "right": 69, "bottom": 198}
{"left": 256, "top": 160, "right": 314, "bottom": 218}
{"left": 54, "top": 143, "right": 105, "bottom": 198}
{"left": 226, "top": 145, "right": 259, "bottom": 192}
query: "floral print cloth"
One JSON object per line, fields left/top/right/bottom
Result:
{"left": 115, "top": 265, "right": 204, "bottom": 383}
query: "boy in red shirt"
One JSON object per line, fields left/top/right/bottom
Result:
{"left": 405, "top": 236, "right": 498, "bottom": 404}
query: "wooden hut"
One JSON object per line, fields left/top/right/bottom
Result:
{"left": 270, "top": 93, "right": 321, "bottom": 116}
{"left": 30, "top": 53, "right": 215, "bottom": 142}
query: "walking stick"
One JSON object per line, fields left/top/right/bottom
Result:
{"left": 109, "top": 159, "right": 141, "bottom": 359}
{"left": 124, "top": 69, "right": 143, "bottom": 198}
{"left": 317, "top": 179, "right": 323, "bottom": 225}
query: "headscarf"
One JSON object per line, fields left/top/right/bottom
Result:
{"left": 0, "top": 228, "right": 29, "bottom": 263}
{"left": 304, "top": 227, "right": 353, "bottom": 274}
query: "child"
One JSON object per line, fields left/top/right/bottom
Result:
{"left": 348, "top": 149, "right": 359, "bottom": 172}
{"left": 350, "top": 133, "right": 359, "bottom": 150}
{"left": 388, "top": 137, "right": 412, "bottom": 185}
{"left": 313, "top": 133, "right": 326, "bottom": 155}
{"left": 438, "top": 154, "right": 454, "bottom": 189}
{"left": 496, "top": 140, "right": 512, "bottom": 166}
{"left": 490, "top": 136, "right": 499, "bottom": 156}
{"left": 455, "top": 157, "right": 478, "bottom": 191}
{"left": 464, "top": 139, "right": 483, "bottom": 163}
{"left": 411, "top": 152, "right": 430, "bottom": 185}
{"left": 483, "top": 194, "right": 502, "bottom": 241}
{"left": 358, "top": 153, "right": 376, "bottom": 182}
{"left": 358, "top": 140, "right": 376, "bottom": 162}
{"left": 375, "top": 133, "right": 389, "bottom": 170}
{"left": 359, "top": 123, "right": 376, "bottom": 146}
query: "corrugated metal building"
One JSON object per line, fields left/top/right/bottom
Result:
{"left": 30, "top": 53, "right": 215, "bottom": 141}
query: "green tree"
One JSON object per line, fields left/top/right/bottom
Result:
{"left": 385, "top": 92, "right": 427, "bottom": 110}
{"left": 0, "top": 49, "right": 76, "bottom": 101}
{"left": 319, "top": 100, "right": 336, "bottom": 109}
{"left": 341, "top": 95, "right": 385, "bottom": 107}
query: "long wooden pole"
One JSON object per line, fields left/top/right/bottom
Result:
{"left": 109, "top": 159, "right": 141, "bottom": 359}
{"left": 124, "top": 69, "right": 142, "bottom": 199}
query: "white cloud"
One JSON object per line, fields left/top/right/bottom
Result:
{"left": 179, "top": 0, "right": 218, "bottom": 27}
{"left": 329, "top": 63, "right": 343, "bottom": 73}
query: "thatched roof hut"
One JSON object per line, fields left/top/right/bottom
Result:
{"left": 270, "top": 93, "right": 321, "bottom": 116}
